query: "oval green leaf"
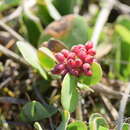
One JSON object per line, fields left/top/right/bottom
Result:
{"left": 17, "top": 41, "right": 47, "bottom": 79}
{"left": 37, "top": 47, "right": 56, "bottom": 71}
{"left": 79, "top": 62, "right": 102, "bottom": 86}
{"left": 61, "top": 73, "right": 79, "bottom": 112}
{"left": 20, "top": 101, "right": 57, "bottom": 122}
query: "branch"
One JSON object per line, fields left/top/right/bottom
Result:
{"left": 91, "top": 0, "right": 116, "bottom": 48}
{"left": 117, "top": 83, "right": 130, "bottom": 130}
{"left": 0, "top": 44, "right": 27, "bottom": 65}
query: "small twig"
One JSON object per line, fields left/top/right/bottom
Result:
{"left": 101, "top": 94, "right": 118, "bottom": 121}
{"left": 91, "top": 0, "right": 116, "bottom": 48}
{"left": 1, "top": 6, "right": 22, "bottom": 23}
{"left": 0, "top": 44, "right": 27, "bottom": 65}
{"left": 115, "top": 1, "right": 130, "bottom": 14}
{"left": 0, "top": 96, "right": 27, "bottom": 104}
{"left": 92, "top": 83, "right": 122, "bottom": 99}
{"left": 0, "top": 77, "right": 12, "bottom": 89}
{"left": 117, "top": 83, "right": 130, "bottom": 130}
{"left": 0, "top": 20, "right": 25, "bottom": 41}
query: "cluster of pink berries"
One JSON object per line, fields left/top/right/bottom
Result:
{"left": 51, "top": 41, "right": 96, "bottom": 77}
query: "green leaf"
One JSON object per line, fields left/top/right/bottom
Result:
{"left": 61, "top": 73, "right": 79, "bottom": 112}
{"left": 22, "top": 10, "right": 43, "bottom": 47}
{"left": 67, "top": 121, "right": 88, "bottom": 130}
{"left": 53, "top": 0, "right": 82, "bottom": 15}
{"left": 56, "top": 110, "right": 70, "bottom": 130}
{"left": 89, "top": 113, "right": 109, "bottom": 130}
{"left": 0, "top": 0, "right": 21, "bottom": 12}
{"left": 79, "top": 62, "right": 102, "bottom": 86}
{"left": 37, "top": 47, "right": 56, "bottom": 71}
{"left": 122, "top": 123, "right": 130, "bottom": 130}
{"left": 34, "top": 122, "right": 43, "bottom": 130}
{"left": 17, "top": 41, "right": 47, "bottom": 79}
{"left": 115, "top": 24, "right": 130, "bottom": 43}
{"left": 36, "top": 0, "right": 61, "bottom": 25}
{"left": 20, "top": 101, "right": 57, "bottom": 122}
{"left": 40, "top": 15, "right": 89, "bottom": 48}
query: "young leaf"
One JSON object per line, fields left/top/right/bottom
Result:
{"left": 79, "top": 62, "right": 102, "bottom": 86}
{"left": 17, "top": 41, "right": 47, "bottom": 79}
{"left": 61, "top": 73, "right": 79, "bottom": 112}
{"left": 56, "top": 110, "right": 70, "bottom": 130}
{"left": 20, "top": 101, "right": 57, "bottom": 122}
{"left": 89, "top": 113, "right": 109, "bottom": 130}
{"left": 98, "top": 126, "right": 109, "bottom": 130}
{"left": 37, "top": 47, "right": 56, "bottom": 71}
{"left": 67, "top": 121, "right": 88, "bottom": 130}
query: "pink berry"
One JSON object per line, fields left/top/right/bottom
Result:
{"left": 55, "top": 53, "right": 65, "bottom": 63}
{"left": 55, "top": 64, "right": 65, "bottom": 70}
{"left": 67, "top": 52, "right": 76, "bottom": 59}
{"left": 84, "top": 55, "right": 93, "bottom": 64}
{"left": 67, "top": 59, "right": 76, "bottom": 68}
{"left": 75, "top": 59, "right": 83, "bottom": 67}
{"left": 87, "top": 49, "right": 96, "bottom": 56}
{"left": 71, "top": 46, "right": 80, "bottom": 53}
{"left": 78, "top": 51, "right": 86, "bottom": 60}
{"left": 77, "top": 44, "right": 85, "bottom": 49}
{"left": 61, "top": 69, "right": 68, "bottom": 76}
{"left": 85, "top": 70, "right": 93, "bottom": 76}
{"left": 61, "top": 49, "right": 69, "bottom": 58}
{"left": 70, "top": 69, "right": 79, "bottom": 76}
{"left": 85, "top": 41, "right": 93, "bottom": 50}
{"left": 83, "top": 63, "right": 90, "bottom": 71}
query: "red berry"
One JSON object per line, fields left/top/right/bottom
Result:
{"left": 78, "top": 51, "right": 86, "bottom": 60}
{"left": 83, "top": 63, "right": 90, "bottom": 71}
{"left": 85, "top": 41, "right": 93, "bottom": 50}
{"left": 75, "top": 59, "right": 83, "bottom": 67}
{"left": 87, "top": 49, "right": 96, "bottom": 56}
{"left": 55, "top": 53, "right": 65, "bottom": 63}
{"left": 61, "top": 69, "right": 68, "bottom": 76}
{"left": 61, "top": 49, "right": 69, "bottom": 58}
{"left": 77, "top": 44, "right": 85, "bottom": 49}
{"left": 85, "top": 70, "right": 93, "bottom": 76}
{"left": 70, "top": 69, "right": 79, "bottom": 76}
{"left": 67, "top": 59, "right": 76, "bottom": 68}
{"left": 84, "top": 55, "right": 93, "bottom": 64}
{"left": 71, "top": 46, "right": 80, "bottom": 53}
{"left": 55, "top": 64, "right": 65, "bottom": 70}
{"left": 67, "top": 52, "right": 76, "bottom": 59}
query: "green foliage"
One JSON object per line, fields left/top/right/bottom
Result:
{"left": 79, "top": 62, "right": 102, "bottom": 86}
{"left": 20, "top": 101, "right": 57, "bottom": 122}
{"left": 36, "top": 0, "right": 60, "bottom": 25}
{"left": 0, "top": 0, "right": 21, "bottom": 12}
{"left": 22, "top": 12, "right": 42, "bottom": 47}
{"left": 67, "top": 121, "right": 88, "bottom": 130}
{"left": 89, "top": 113, "right": 109, "bottom": 130}
{"left": 61, "top": 73, "right": 79, "bottom": 112}
{"left": 113, "top": 16, "right": 130, "bottom": 80}
{"left": 37, "top": 47, "right": 56, "bottom": 71}
{"left": 56, "top": 110, "right": 70, "bottom": 130}
{"left": 40, "top": 15, "right": 89, "bottom": 48}
{"left": 53, "top": 0, "right": 82, "bottom": 15}
{"left": 122, "top": 123, "right": 130, "bottom": 130}
{"left": 17, "top": 41, "right": 47, "bottom": 79}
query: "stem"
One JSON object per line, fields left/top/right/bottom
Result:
{"left": 91, "top": 0, "right": 116, "bottom": 48}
